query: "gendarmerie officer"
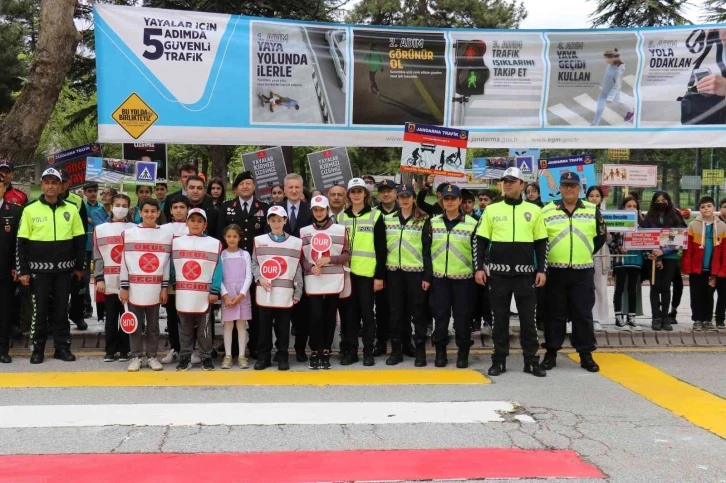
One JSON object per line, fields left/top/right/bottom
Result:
{"left": 217, "top": 171, "right": 269, "bottom": 359}
{"left": 16, "top": 168, "right": 85, "bottom": 364}
{"left": 541, "top": 171, "right": 607, "bottom": 373}
{"left": 475, "top": 167, "right": 547, "bottom": 378}
{"left": 0, "top": 174, "right": 22, "bottom": 363}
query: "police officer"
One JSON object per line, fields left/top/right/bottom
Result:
{"left": 475, "top": 167, "right": 547, "bottom": 378}
{"left": 0, "top": 160, "right": 28, "bottom": 206}
{"left": 372, "top": 179, "right": 399, "bottom": 357}
{"left": 60, "top": 169, "right": 90, "bottom": 330}
{"left": 217, "top": 171, "right": 269, "bottom": 359}
{"left": 0, "top": 174, "right": 22, "bottom": 363}
{"left": 541, "top": 171, "right": 606, "bottom": 373}
{"left": 429, "top": 184, "right": 477, "bottom": 368}
{"left": 17, "top": 168, "right": 85, "bottom": 364}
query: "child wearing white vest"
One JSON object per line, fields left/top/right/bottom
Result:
{"left": 172, "top": 208, "right": 223, "bottom": 371}
{"left": 251, "top": 206, "right": 303, "bottom": 371}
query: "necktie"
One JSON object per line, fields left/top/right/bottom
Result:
{"left": 242, "top": 201, "right": 249, "bottom": 216}
{"left": 290, "top": 205, "right": 297, "bottom": 231}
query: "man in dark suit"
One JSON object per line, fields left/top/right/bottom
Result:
{"left": 217, "top": 171, "right": 269, "bottom": 359}
{"left": 164, "top": 164, "right": 213, "bottom": 223}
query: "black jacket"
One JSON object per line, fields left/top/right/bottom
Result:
{"left": 0, "top": 202, "right": 22, "bottom": 278}
{"left": 270, "top": 199, "right": 313, "bottom": 238}
{"left": 189, "top": 197, "right": 219, "bottom": 240}
{"left": 416, "top": 186, "right": 444, "bottom": 217}
{"left": 164, "top": 189, "right": 213, "bottom": 223}
{"left": 217, "top": 197, "right": 269, "bottom": 254}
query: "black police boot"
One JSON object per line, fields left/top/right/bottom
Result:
{"left": 456, "top": 346, "right": 470, "bottom": 369}
{"left": 340, "top": 350, "right": 359, "bottom": 366}
{"left": 487, "top": 359, "right": 507, "bottom": 376}
{"left": 278, "top": 354, "right": 290, "bottom": 371}
{"left": 402, "top": 339, "right": 416, "bottom": 358}
{"left": 0, "top": 348, "right": 11, "bottom": 364}
{"left": 254, "top": 357, "right": 272, "bottom": 370}
{"left": 53, "top": 348, "right": 76, "bottom": 362}
{"left": 651, "top": 318, "right": 663, "bottom": 331}
{"left": 386, "top": 340, "right": 403, "bottom": 366}
{"left": 73, "top": 319, "right": 88, "bottom": 331}
{"left": 363, "top": 348, "right": 375, "bottom": 366}
{"left": 414, "top": 343, "right": 427, "bottom": 367}
{"left": 320, "top": 351, "right": 331, "bottom": 370}
{"left": 540, "top": 350, "right": 557, "bottom": 370}
{"left": 273, "top": 352, "right": 281, "bottom": 362}
{"left": 372, "top": 340, "right": 387, "bottom": 357}
{"left": 580, "top": 353, "right": 600, "bottom": 373}
{"left": 30, "top": 342, "right": 46, "bottom": 365}
{"left": 524, "top": 359, "right": 547, "bottom": 377}
{"left": 434, "top": 344, "right": 448, "bottom": 367}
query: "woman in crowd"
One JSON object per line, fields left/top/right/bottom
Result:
{"left": 608, "top": 196, "right": 643, "bottom": 330}
{"left": 586, "top": 186, "right": 610, "bottom": 330}
{"left": 208, "top": 178, "right": 226, "bottom": 208}
{"left": 525, "top": 183, "right": 544, "bottom": 207}
{"left": 271, "top": 184, "right": 285, "bottom": 204}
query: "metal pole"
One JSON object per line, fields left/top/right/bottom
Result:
{"left": 711, "top": 148, "right": 716, "bottom": 198}
{"left": 695, "top": 148, "right": 702, "bottom": 202}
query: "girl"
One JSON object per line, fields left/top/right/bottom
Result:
{"left": 311, "top": 190, "right": 323, "bottom": 199}
{"left": 208, "top": 178, "right": 226, "bottom": 207}
{"left": 383, "top": 184, "right": 431, "bottom": 366}
{"left": 586, "top": 186, "right": 610, "bottom": 330}
{"left": 300, "top": 196, "right": 351, "bottom": 369}
{"left": 220, "top": 225, "right": 253, "bottom": 369}
{"left": 336, "top": 178, "right": 386, "bottom": 366}
{"left": 132, "top": 185, "right": 153, "bottom": 224}
{"left": 525, "top": 183, "right": 543, "bottom": 207}
{"left": 642, "top": 191, "right": 686, "bottom": 331}
{"left": 271, "top": 184, "right": 285, "bottom": 204}
{"left": 93, "top": 194, "right": 135, "bottom": 362}
{"left": 591, "top": 48, "right": 634, "bottom": 126}
{"left": 609, "top": 196, "right": 644, "bottom": 331}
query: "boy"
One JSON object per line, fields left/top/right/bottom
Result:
{"left": 172, "top": 208, "right": 223, "bottom": 371}
{"left": 682, "top": 196, "right": 726, "bottom": 331}
{"left": 252, "top": 206, "right": 303, "bottom": 371}
{"left": 119, "top": 199, "right": 173, "bottom": 372}
{"left": 155, "top": 183, "right": 168, "bottom": 212}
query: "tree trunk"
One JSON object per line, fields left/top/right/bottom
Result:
{"left": 201, "top": 157, "right": 209, "bottom": 177}
{"left": 0, "top": 0, "right": 79, "bottom": 163}
{"left": 210, "top": 144, "right": 229, "bottom": 183}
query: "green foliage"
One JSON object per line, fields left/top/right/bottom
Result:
{"left": 0, "top": 21, "right": 25, "bottom": 113}
{"left": 702, "top": 0, "right": 726, "bottom": 22}
{"left": 590, "top": 0, "right": 691, "bottom": 27}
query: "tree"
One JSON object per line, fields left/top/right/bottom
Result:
{"left": 590, "top": 0, "right": 691, "bottom": 27}
{"left": 0, "top": 0, "right": 79, "bottom": 164}
{"left": 703, "top": 0, "right": 726, "bottom": 22}
{"left": 0, "top": 22, "right": 25, "bottom": 114}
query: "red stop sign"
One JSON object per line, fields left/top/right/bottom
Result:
{"left": 272, "top": 256, "right": 288, "bottom": 274}
{"left": 260, "top": 259, "right": 282, "bottom": 281}
{"left": 183, "top": 261, "right": 202, "bottom": 281}
{"left": 139, "top": 253, "right": 160, "bottom": 273}
{"left": 311, "top": 233, "right": 332, "bottom": 253}
{"left": 110, "top": 245, "right": 123, "bottom": 264}
{"left": 120, "top": 311, "right": 138, "bottom": 334}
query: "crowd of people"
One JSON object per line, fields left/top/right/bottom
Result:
{"left": 0, "top": 158, "right": 719, "bottom": 376}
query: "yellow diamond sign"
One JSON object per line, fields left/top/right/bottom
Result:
{"left": 112, "top": 93, "right": 158, "bottom": 139}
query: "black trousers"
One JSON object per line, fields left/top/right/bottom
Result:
{"left": 0, "top": 277, "right": 11, "bottom": 352}
{"left": 534, "top": 285, "right": 546, "bottom": 329}
{"left": 165, "top": 294, "right": 181, "bottom": 352}
{"left": 490, "top": 274, "right": 539, "bottom": 362}
{"left": 689, "top": 272, "right": 715, "bottom": 322}
{"left": 104, "top": 293, "right": 130, "bottom": 356}
{"left": 69, "top": 252, "right": 91, "bottom": 321}
{"left": 30, "top": 272, "right": 72, "bottom": 350}
{"left": 545, "top": 268, "right": 596, "bottom": 354}
{"left": 387, "top": 270, "right": 427, "bottom": 346}
{"left": 375, "top": 288, "right": 390, "bottom": 343}
{"left": 342, "top": 273, "right": 376, "bottom": 351}
{"left": 671, "top": 267, "right": 683, "bottom": 310}
{"left": 650, "top": 258, "right": 678, "bottom": 319}
{"left": 257, "top": 306, "right": 291, "bottom": 362}
{"left": 430, "top": 277, "right": 473, "bottom": 348}
{"left": 309, "top": 294, "right": 339, "bottom": 352}
{"left": 613, "top": 267, "right": 640, "bottom": 314}
{"left": 715, "top": 278, "right": 726, "bottom": 322}
{"left": 292, "top": 294, "right": 310, "bottom": 353}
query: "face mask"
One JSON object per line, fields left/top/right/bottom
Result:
{"left": 112, "top": 207, "right": 129, "bottom": 219}
{"left": 365, "top": 183, "right": 375, "bottom": 191}
{"left": 655, "top": 203, "right": 668, "bottom": 212}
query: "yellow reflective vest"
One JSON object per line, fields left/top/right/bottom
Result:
{"left": 430, "top": 214, "right": 477, "bottom": 279}
{"left": 542, "top": 200, "right": 598, "bottom": 269}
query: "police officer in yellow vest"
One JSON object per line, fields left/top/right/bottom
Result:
{"left": 541, "top": 171, "right": 607, "bottom": 373}
{"left": 429, "top": 184, "right": 478, "bottom": 369}
{"left": 475, "top": 167, "right": 547, "bottom": 378}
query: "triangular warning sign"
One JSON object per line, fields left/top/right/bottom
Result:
{"left": 519, "top": 160, "right": 531, "bottom": 173}
{"left": 138, "top": 167, "right": 153, "bottom": 181}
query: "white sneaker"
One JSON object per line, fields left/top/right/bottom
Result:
{"left": 482, "top": 324, "right": 492, "bottom": 336}
{"left": 161, "top": 349, "right": 178, "bottom": 364}
{"left": 566, "top": 322, "right": 572, "bottom": 334}
{"left": 127, "top": 357, "right": 141, "bottom": 372}
{"left": 191, "top": 353, "right": 202, "bottom": 365}
{"left": 159, "top": 307, "right": 167, "bottom": 319}
{"left": 96, "top": 317, "right": 105, "bottom": 327}
{"left": 594, "top": 321, "right": 603, "bottom": 331}
{"left": 147, "top": 357, "right": 163, "bottom": 371}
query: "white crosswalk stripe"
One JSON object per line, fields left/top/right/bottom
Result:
{"left": 547, "top": 103, "right": 591, "bottom": 126}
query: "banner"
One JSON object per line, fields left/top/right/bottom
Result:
{"left": 94, "top": 4, "right": 726, "bottom": 148}
{"left": 241, "top": 147, "right": 288, "bottom": 202}
{"left": 601, "top": 210, "right": 638, "bottom": 232}
{"left": 86, "top": 157, "right": 158, "bottom": 185}
{"left": 601, "top": 164, "right": 657, "bottom": 187}
{"left": 473, "top": 157, "right": 513, "bottom": 180}
{"left": 538, "top": 154, "right": 596, "bottom": 202}
{"left": 307, "top": 147, "right": 353, "bottom": 191}
{"left": 434, "top": 169, "right": 489, "bottom": 190}
{"left": 122, "top": 143, "right": 168, "bottom": 181}
{"left": 624, "top": 228, "right": 688, "bottom": 250}
{"left": 400, "top": 123, "right": 467, "bottom": 177}
{"left": 46, "top": 143, "right": 102, "bottom": 188}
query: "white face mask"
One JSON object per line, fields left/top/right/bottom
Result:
{"left": 112, "top": 206, "right": 129, "bottom": 219}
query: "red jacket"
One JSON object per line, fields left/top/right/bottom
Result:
{"left": 4, "top": 185, "right": 27, "bottom": 206}
{"left": 682, "top": 216, "right": 726, "bottom": 277}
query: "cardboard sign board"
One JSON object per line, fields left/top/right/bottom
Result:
{"left": 624, "top": 228, "right": 688, "bottom": 250}
{"left": 241, "top": 147, "right": 288, "bottom": 202}
{"left": 601, "top": 164, "right": 657, "bottom": 187}
{"left": 400, "top": 123, "right": 468, "bottom": 178}
{"left": 601, "top": 210, "right": 638, "bottom": 233}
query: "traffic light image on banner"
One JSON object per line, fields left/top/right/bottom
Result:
{"left": 455, "top": 41, "right": 489, "bottom": 97}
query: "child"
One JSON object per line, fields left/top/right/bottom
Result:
{"left": 172, "top": 208, "right": 223, "bottom": 371}
{"left": 220, "top": 224, "right": 253, "bottom": 369}
{"left": 160, "top": 196, "right": 190, "bottom": 365}
{"left": 682, "top": 197, "right": 726, "bottom": 331}
{"left": 609, "top": 196, "right": 644, "bottom": 331}
{"left": 300, "top": 196, "right": 351, "bottom": 370}
{"left": 714, "top": 198, "right": 726, "bottom": 328}
{"left": 251, "top": 206, "right": 303, "bottom": 371}
{"left": 119, "top": 199, "right": 173, "bottom": 372}
{"left": 591, "top": 48, "right": 634, "bottom": 126}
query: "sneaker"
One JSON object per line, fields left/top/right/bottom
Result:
{"left": 221, "top": 355, "right": 233, "bottom": 369}
{"left": 627, "top": 315, "right": 641, "bottom": 331}
{"left": 594, "top": 321, "right": 603, "bottom": 331}
{"left": 159, "top": 307, "right": 167, "bottom": 319}
{"left": 147, "top": 357, "right": 163, "bottom": 371}
{"left": 191, "top": 353, "right": 202, "bottom": 365}
{"left": 127, "top": 357, "right": 141, "bottom": 372}
{"left": 239, "top": 357, "right": 249, "bottom": 369}
{"left": 566, "top": 321, "right": 572, "bottom": 334}
{"left": 119, "top": 352, "right": 131, "bottom": 362}
{"left": 309, "top": 351, "right": 319, "bottom": 370}
{"left": 161, "top": 349, "right": 179, "bottom": 364}
{"left": 103, "top": 353, "right": 115, "bottom": 362}
{"left": 661, "top": 318, "right": 673, "bottom": 331}
{"left": 717, "top": 320, "right": 725, "bottom": 329}
{"left": 692, "top": 321, "right": 703, "bottom": 331}
{"left": 624, "top": 110, "right": 635, "bottom": 122}
{"left": 97, "top": 317, "right": 105, "bottom": 327}
{"left": 202, "top": 358, "right": 215, "bottom": 371}
{"left": 177, "top": 356, "right": 192, "bottom": 371}
{"left": 668, "top": 310, "right": 678, "bottom": 325}
{"left": 702, "top": 320, "right": 716, "bottom": 331}
{"left": 651, "top": 318, "right": 663, "bottom": 331}
{"left": 482, "top": 323, "right": 492, "bottom": 336}
{"left": 615, "top": 314, "right": 627, "bottom": 329}
{"left": 320, "top": 351, "right": 331, "bottom": 370}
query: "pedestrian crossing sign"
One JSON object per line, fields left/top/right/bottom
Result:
{"left": 135, "top": 161, "right": 157, "bottom": 184}
{"left": 519, "top": 160, "right": 531, "bottom": 172}
{"left": 514, "top": 156, "right": 536, "bottom": 182}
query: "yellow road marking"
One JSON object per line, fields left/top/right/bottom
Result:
{"left": 569, "top": 353, "right": 726, "bottom": 439}
{"left": 0, "top": 369, "right": 489, "bottom": 388}
{"left": 412, "top": 77, "right": 444, "bottom": 123}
